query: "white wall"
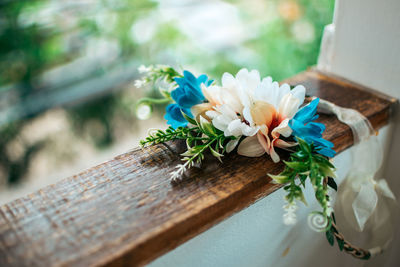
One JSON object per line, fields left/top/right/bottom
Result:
{"left": 148, "top": 136, "right": 391, "bottom": 267}
{"left": 149, "top": 0, "right": 400, "bottom": 266}
{"left": 320, "top": 0, "right": 400, "bottom": 195}
{"left": 318, "top": 0, "right": 400, "bottom": 266}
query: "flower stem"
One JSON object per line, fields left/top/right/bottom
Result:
{"left": 137, "top": 97, "right": 172, "bottom": 106}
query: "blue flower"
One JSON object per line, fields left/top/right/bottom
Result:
{"left": 172, "top": 70, "right": 213, "bottom": 108}
{"left": 164, "top": 104, "right": 191, "bottom": 129}
{"left": 289, "top": 98, "right": 336, "bottom": 157}
{"left": 165, "top": 70, "right": 213, "bottom": 128}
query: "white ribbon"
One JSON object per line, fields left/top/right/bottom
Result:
{"left": 317, "top": 98, "right": 396, "bottom": 256}
{"left": 318, "top": 98, "right": 396, "bottom": 230}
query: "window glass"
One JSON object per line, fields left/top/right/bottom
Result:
{"left": 0, "top": 0, "right": 334, "bottom": 202}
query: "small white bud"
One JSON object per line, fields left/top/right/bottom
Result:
{"left": 283, "top": 201, "right": 298, "bottom": 225}
{"left": 138, "top": 65, "right": 150, "bottom": 73}
{"left": 136, "top": 103, "right": 152, "bottom": 120}
{"left": 134, "top": 79, "right": 145, "bottom": 88}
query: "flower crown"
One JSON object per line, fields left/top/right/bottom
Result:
{"left": 136, "top": 65, "right": 371, "bottom": 259}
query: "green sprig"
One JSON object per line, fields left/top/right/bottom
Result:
{"left": 140, "top": 113, "right": 235, "bottom": 181}
{"left": 269, "top": 138, "right": 336, "bottom": 216}
{"left": 137, "top": 65, "right": 182, "bottom": 88}
{"left": 135, "top": 65, "right": 181, "bottom": 120}
{"left": 140, "top": 126, "right": 192, "bottom": 147}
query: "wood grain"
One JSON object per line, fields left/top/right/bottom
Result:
{"left": 0, "top": 70, "right": 396, "bottom": 267}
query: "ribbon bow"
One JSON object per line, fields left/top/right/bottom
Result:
{"left": 318, "top": 98, "right": 396, "bottom": 231}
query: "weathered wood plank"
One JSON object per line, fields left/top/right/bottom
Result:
{"left": 0, "top": 70, "right": 396, "bottom": 267}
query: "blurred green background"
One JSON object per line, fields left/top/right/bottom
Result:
{"left": 0, "top": 0, "right": 334, "bottom": 196}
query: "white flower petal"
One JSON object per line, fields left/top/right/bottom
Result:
{"left": 221, "top": 87, "right": 243, "bottom": 112}
{"left": 271, "top": 118, "right": 292, "bottom": 138}
{"left": 199, "top": 115, "right": 210, "bottom": 125}
{"left": 242, "top": 106, "right": 253, "bottom": 125}
{"left": 237, "top": 136, "right": 265, "bottom": 157}
{"left": 248, "top": 69, "right": 261, "bottom": 89}
{"left": 275, "top": 139, "right": 297, "bottom": 148}
{"left": 226, "top": 139, "right": 240, "bottom": 153}
{"left": 254, "top": 79, "right": 279, "bottom": 108}
{"left": 269, "top": 144, "right": 281, "bottom": 163}
{"left": 269, "top": 82, "right": 282, "bottom": 109}
{"left": 262, "top": 76, "right": 273, "bottom": 84}
{"left": 280, "top": 83, "right": 291, "bottom": 95}
{"left": 212, "top": 116, "right": 229, "bottom": 132}
{"left": 290, "top": 85, "right": 306, "bottom": 107}
{"left": 191, "top": 103, "right": 212, "bottom": 121}
{"left": 257, "top": 130, "right": 270, "bottom": 152}
{"left": 217, "top": 104, "right": 238, "bottom": 120}
{"left": 202, "top": 85, "right": 222, "bottom": 106}
{"left": 241, "top": 124, "right": 259, "bottom": 136}
{"left": 254, "top": 81, "right": 268, "bottom": 102}
{"left": 224, "top": 128, "right": 232, "bottom": 137}
{"left": 236, "top": 68, "right": 260, "bottom": 92}
{"left": 236, "top": 86, "right": 251, "bottom": 108}
{"left": 227, "top": 119, "right": 244, "bottom": 137}
{"left": 205, "top": 110, "right": 219, "bottom": 119}
{"left": 278, "top": 93, "right": 300, "bottom": 119}
{"left": 235, "top": 68, "right": 261, "bottom": 107}
{"left": 222, "top": 72, "right": 236, "bottom": 88}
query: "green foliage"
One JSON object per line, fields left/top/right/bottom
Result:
{"left": 269, "top": 138, "right": 336, "bottom": 216}
{"left": 271, "top": 139, "right": 359, "bottom": 254}
{"left": 326, "top": 228, "right": 335, "bottom": 246}
{"left": 337, "top": 235, "right": 345, "bottom": 251}
{"left": 140, "top": 126, "right": 192, "bottom": 146}
{"left": 244, "top": 0, "right": 335, "bottom": 81}
{"left": 141, "top": 65, "right": 182, "bottom": 85}
{"left": 327, "top": 177, "right": 337, "bottom": 191}
{"left": 135, "top": 65, "right": 182, "bottom": 114}
{"left": 140, "top": 116, "right": 235, "bottom": 174}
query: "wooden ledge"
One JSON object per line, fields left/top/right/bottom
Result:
{"left": 0, "top": 70, "right": 396, "bottom": 267}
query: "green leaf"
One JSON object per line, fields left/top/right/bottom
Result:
{"left": 296, "top": 190, "right": 308, "bottom": 205}
{"left": 331, "top": 212, "right": 336, "bottom": 224}
{"left": 210, "top": 146, "right": 223, "bottom": 162}
{"left": 314, "top": 188, "right": 326, "bottom": 206}
{"left": 283, "top": 185, "right": 291, "bottom": 190}
{"left": 327, "top": 177, "right": 338, "bottom": 191}
{"left": 292, "top": 150, "right": 308, "bottom": 160}
{"left": 336, "top": 237, "right": 344, "bottom": 251}
{"left": 313, "top": 154, "right": 335, "bottom": 169}
{"left": 199, "top": 116, "right": 217, "bottom": 137}
{"left": 181, "top": 149, "right": 195, "bottom": 157}
{"left": 181, "top": 145, "right": 202, "bottom": 156}
{"left": 326, "top": 230, "right": 335, "bottom": 246}
{"left": 186, "top": 138, "right": 193, "bottom": 150}
{"left": 182, "top": 111, "right": 198, "bottom": 126}
{"left": 297, "top": 138, "right": 311, "bottom": 154}
{"left": 319, "top": 165, "right": 336, "bottom": 178}
{"left": 160, "top": 90, "right": 172, "bottom": 99}
{"left": 268, "top": 174, "right": 291, "bottom": 184}
{"left": 299, "top": 174, "right": 307, "bottom": 188}
{"left": 218, "top": 137, "right": 225, "bottom": 149}
{"left": 284, "top": 161, "right": 308, "bottom": 172}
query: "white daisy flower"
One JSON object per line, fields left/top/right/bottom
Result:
{"left": 192, "top": 68, "right": 306, "bottom": 161}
